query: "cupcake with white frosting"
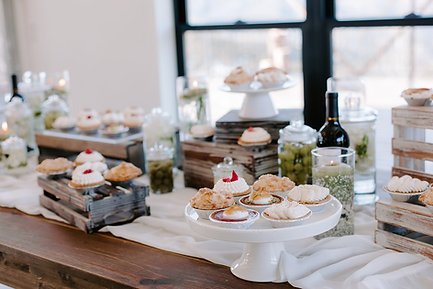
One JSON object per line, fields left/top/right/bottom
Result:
{"left": 209, "top": 204, "right": 259, "bottom": 229}
{"left": 255, "top": 67, "right": 288, "bottom": 88}
{"left": 238, "top": 127, "right": 272, "bottom": 146}
{"left": 69, "top": 168, "right": 105, "bottom": 189}
{"left": 102, "top": 110, "right": 124, "bottom": 126}
{"left": 74, "top": 161, "right": 108, "bottom": 174}
{"left": 74, "top": 149, "right": 105, "bottom": 166}
{"left": 213, "top": 170, "right": 250, "bottom": 201}
{"left": 385, "top": 175, "right": 429, "bottom": 202}
{"left": 77, "top": 109, "right": 101, "bottom": 133}
{"left": 123, "top": 106, "right": 145, "bottom": 130}
{"left": 262, "top": 201, "right": 311, "bottom": 228}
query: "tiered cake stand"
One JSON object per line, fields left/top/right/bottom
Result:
{"left": 220, "top": 79, "right": 296, "bottom": 119}
{"left": 185, "top": 197, "right": 342, "bottom": 282}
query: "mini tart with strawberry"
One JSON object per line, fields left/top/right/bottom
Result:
{"left": 213, "top": 170, "right": 251, "bottom": 199}
{"left": 77, "top": 109, "right": 101, "bottom": 132}
{"left": 74, "top": 149, "right": 105, "bottom": 166}
{"left": 69, "top": 168, "right": 105, "bottom": 189}
{"left": 238, "top": 127, "right": 272, "bottom": 146}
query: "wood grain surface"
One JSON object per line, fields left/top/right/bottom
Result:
{"left": 0, "top": 207, "right": 296, "bottom": 289}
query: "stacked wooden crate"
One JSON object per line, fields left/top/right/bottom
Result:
{"left": 375, "top": 105, "right": 433, "bottom": 259}
{"left": 38, "top": 176, "right": 150, "bottom": 233}
{"left": 182, "top": 140, "right": 278, "bottom": 188}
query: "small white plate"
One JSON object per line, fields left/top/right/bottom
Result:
{"left": 68, "top": 181, "right": 104, "bottom": 190}
{"left": 209, "top": 209, "right": 259, "bottom": 229}
{"left": 383, "top": 186, "right": 426, "bottom": 202}
{"left": 261, "top": 210, "right": 312, "bottom": 228}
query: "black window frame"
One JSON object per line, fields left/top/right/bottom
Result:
{"left": 174, "top": 0, "right": 433, "bottom": 129}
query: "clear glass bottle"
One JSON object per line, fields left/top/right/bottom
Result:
{"left": 278, "top": 120, "right": 317, "bottom": 185}
{"left": 41, "top": 95, "right": 69, "bottom": 129}
{"left": 211, "top": 157, "right": 245, "bottom": 185}
{"left": 341, "top": 106, "right": 377, "bottom": 205}
{"left": 147, "top": 144, "right": 174, "bottom": 194}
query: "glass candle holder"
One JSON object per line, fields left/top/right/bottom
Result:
{"left": 312, "top": 147, "right": 355, "bottom": 238}
{"left": 176, "top": 76, "right": 210, "bottom": 136}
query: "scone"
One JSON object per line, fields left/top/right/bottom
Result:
{"left": 253, "top": 174, "right": 295, "bottom": 195}
{"left": 191, "top": 188, "right": 234, "bottom": 210}
{"left": 224, "top": 67, "right": 253, "bottom": 90}
{"left": 213, "top": 170, "right": 250, "bottom": 198}
{"left": 69, "top": 168, "right": 105, "bottom": 189}
{"left": 238, "top": 127, "right": 272, "bottom": 146}
{"left": 74, "top": 149, "right": 105, "bottom": 166}
{"left": 190, "top": 124, "right": 215, "bottom": 139}
{"left": 255, "top": 67, "right": 288, "bottom": 88}
{"left": 36, "top": 157, "right": 73, "bottom": 175}
{"left": 104, "top": 162, "right": 142, "bottom": 182}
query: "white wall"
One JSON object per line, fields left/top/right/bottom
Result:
{"left": 12, "top": 0, "right": 177, "bottom": 116}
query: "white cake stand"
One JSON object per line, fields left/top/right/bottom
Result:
{"left": 185, "top": 197, "right": 342, "bottom": 283}
{"left": 220, "top": 78, "right": 296, "bottom": 119}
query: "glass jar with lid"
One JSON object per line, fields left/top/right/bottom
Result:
{"left": 147, "top": 144, "right": 174, "bottom": 194}
{"left": 41, "top": 95, "right": 69, "bottom": 129}
{"left": 211, "top": 156, "right": 245, "bottom": 185}
{"left": 278, "top": 120, "right": 317, "bottom": 185}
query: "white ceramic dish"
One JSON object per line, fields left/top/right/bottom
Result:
{"left": 191, "top": 206, "right": 233, "bottom": 220}
{"left": 261, "top": 210, "right": 312, "bottom": 228}
{"left": 209, "top": 208, "right": 259, "bottom": 229}
{"left": 383, "top": 186, "right": 425, "bottom": 202}
{"left": 184, "top": 196, "right": 342, "bottom": 282}
{"left": 403, "top": 97, "right": 431, "bottom": 106}
{"left": 239, "top": 194, "right": 283, "bottom": 213}
{"left": 288, "top": 194, "right": 333, "bottom": 212}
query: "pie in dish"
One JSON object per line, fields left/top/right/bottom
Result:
{"left": 287, "top": 184, "right": 330, "bottom": 204}
{"left": 104, "top": 162, "right": 142, "bottom": 182}
{"left": 69, "top": 168, "right": 105, "bottom": 189}
{"left": 213, "top": 170, "right": 250, "bottom": 198}
{"left": 238, "top": 127, "right": 271, "bottom": 146}
{"left": 401, "top": 88, "right": 432, "bottom": 106}
{"left": 420, "top": 188, "right": 433, "bottom": 205}
{"left": 209, "top": 204, "right": 259, "bottom": 229}
{"left": 253, "top": 174, "right": 295, "bottom": 194}
{"left": 75, "top": 149, "right": 105, "bottom": 166}
{"left": 239, "top": 188, "right": 283, "bottom": 213}
{"left": 190, "top": 188, "right": 234, "bottom": 210}
{"left": 36, "top": 157, "right": 73, "bottom": 175}
{"left": 224, "top": 66, "right": 254, "bottom": 90}
{"left": 255, "top": 67, "right": 288, "bottom": 88}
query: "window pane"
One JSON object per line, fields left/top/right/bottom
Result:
{"left": 336, "top": 0, "right": 433, "bottom": 20}
{"left": 187, "top": 0, "right": 306, "bottom": 25}
{"left": 333, "top": 26, "right": 433, "bottom": 170}
{"left": 185, "top": 29, "right": 303, "bottom": 122}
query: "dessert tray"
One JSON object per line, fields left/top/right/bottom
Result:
{"left": 220, "top": 78, "right": 296, "bottom": 119}
{"left": 185, "top": 196, "right": 342, "bottom": 282}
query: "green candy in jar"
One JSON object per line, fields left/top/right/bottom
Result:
{"left": 278, "top": 121, "right": 316, "bottom": 185}
{"left": 147, "top": 145, "right": 174, "bottom": 194}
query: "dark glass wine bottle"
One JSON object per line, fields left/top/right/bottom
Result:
{"left": 317, "top": 91, "right": 350, "bottom": 148}
{"left": 10, "top": 74, "right": 25, "bottom": 101}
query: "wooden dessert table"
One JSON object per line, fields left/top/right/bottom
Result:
{"left": 0, "top": 207, "right": 295, "bottom": 289}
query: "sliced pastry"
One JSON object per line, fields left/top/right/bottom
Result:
{"left": 104, "top": 162, "right": 142, "bottom": 182}
{"left": 36, "top": 157, "right": 73, "bottom": 175}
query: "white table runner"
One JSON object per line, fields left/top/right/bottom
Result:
{"left": 0, "top": 173, "right": 432, "bottom": 289}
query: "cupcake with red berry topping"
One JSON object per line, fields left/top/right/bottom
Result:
{"left": 77, "top": 109, "right": 101, "bottom": 133}
{"left": 238, "top": 127, "right": 272, "bottom": 146}
{"left": 213, "top": 170, "right": 251, "bottom": 201}
{"left": 123, "top": 106, "right": 145, "bottom": 132}
{"left": 74, "top": 149, "right": 105, "bottom": 166}
{"left": 69, "top": 167, "right": 105, "bottom": 189}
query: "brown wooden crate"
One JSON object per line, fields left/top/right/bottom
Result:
{"left": 392, "top": 105, "right": 433, "bottom": 129}
{"left": 375, "top": 199, "right": 433, "bottom": 260}
{"left": 182, "top": 139, "right": 278, "bottom": 189}
{"left": 392, "top": 166, "right": 433, "bottom": 183}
